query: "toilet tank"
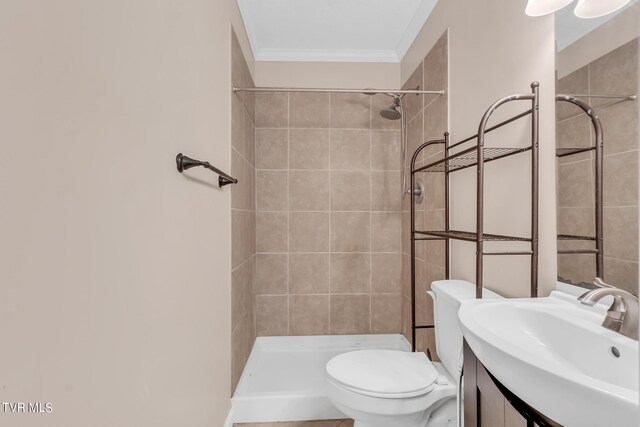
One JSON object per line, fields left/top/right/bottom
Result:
{"left": 431, "top": 280, "right": 502, "bottom": 378}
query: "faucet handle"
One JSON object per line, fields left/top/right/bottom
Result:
{"left": 593, "top": 277, "right": 614, "bottom": 289}
{"left": 578, "top": 277, "right": 615, "bottom": 301}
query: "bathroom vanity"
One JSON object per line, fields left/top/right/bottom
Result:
{"left": 459, "top": 292, "right": 639, "bottom": 427}
{"left": 463, "top": 343, "right": 559, "bottom": 427}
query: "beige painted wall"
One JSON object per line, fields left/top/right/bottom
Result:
{"left": 401, "top": 0, "right": 558, "bottom": 298}
{"left": 253, "top": 61, "right": 399, "bottom": 89}
{"left": 0, "top": 1, "right": 252, "bottom": 425}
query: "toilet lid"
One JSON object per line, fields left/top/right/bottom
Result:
{"left": 326, "top": 350, "right": 438, "bottom": 398}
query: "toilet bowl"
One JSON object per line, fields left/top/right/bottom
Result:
{"left": 325, "top": 280, "right": 502, "bottom": 427}
{"left": 326, "top": 349, "right": 456, "bottom": 427}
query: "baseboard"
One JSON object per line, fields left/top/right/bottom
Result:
{"left": 224, "top": 408, "right": 233, "bottom": 427}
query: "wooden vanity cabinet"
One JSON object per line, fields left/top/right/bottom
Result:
{"left": 463, "top": 341, "right": 562, "bottom": 427}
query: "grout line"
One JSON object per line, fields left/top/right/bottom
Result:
{"left": 369, "top": 95, "right": 373, "bottom": 333}
{"left": 328, "top": 93, "right": 332, "bottom": 334}
{"left": 286, "top": 92, "right": 290, "bottom": 337}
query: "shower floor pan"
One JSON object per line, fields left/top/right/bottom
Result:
{"left": 232, "top": 334, "right": 411, "bottom": 423}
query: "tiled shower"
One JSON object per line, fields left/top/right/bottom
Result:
{"left": 231, "top": 29, "right": 450, "bottom": 391}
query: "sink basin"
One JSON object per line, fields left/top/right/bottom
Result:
{"left": 458, "top": 291, "right": 639, "bottom": 427}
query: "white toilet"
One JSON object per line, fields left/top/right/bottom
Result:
{"left": 325, "top": 280, "right": 501, "bottom": 427}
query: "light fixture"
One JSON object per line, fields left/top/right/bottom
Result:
{"left": 525, "top": 0, "right": 632, "bottom": 17}
{"left": 525, "top": 0, "right": 574, "bottom": 16}
{"left": 574, "top": 0, "right": 631, "bottom": 18}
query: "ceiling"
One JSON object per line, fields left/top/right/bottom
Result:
{"left": 237, "top": 0, "right": 440, "bottom": 62}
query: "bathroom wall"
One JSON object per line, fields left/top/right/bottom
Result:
{"left": 231, "top": 31, "right": 257, "bottom": 393}
{"left": 254, "top": 61, "right": 399, "bottom": 89}
{"left": 556, "top": 38, "right": 639, "bottom": 293}
{"left": 401, "top": 0, "right": 557, "bottom": 298}
{"left": 0, "top": 1, "right": 252, "bottom": 425}
{"left": 400, "top": 32, "right": 449, "bottom": 356}
{"left": 252, "top": 91, "right": 403, "bottom": 336}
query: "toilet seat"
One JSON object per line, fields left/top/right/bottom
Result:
{"left": 326, "top": 350, "right": 438, "bottom": 399}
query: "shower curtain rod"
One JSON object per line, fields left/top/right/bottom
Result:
{"left": 232, "top": 86, "right": 445, "bottom": 95}
{"left": 558, "top": 93, "right": 637, "bottom": 100}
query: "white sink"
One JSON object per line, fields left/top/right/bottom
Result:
{"left": 458, "top": 291, "right": 639, "bottom": 427}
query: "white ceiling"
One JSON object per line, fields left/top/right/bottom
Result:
{"left": 555, "top": 0, "right": 639, "bottom": 50}
{"left": 237, "top": 0, "right": 440, "bottom": 62}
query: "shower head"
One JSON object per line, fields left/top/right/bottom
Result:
{"left": 380, "top": 96, "right": 402, "bottom": 120}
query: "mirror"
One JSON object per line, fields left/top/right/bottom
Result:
{"left": 555, "top": 1, "right": 639, "bottom": 294}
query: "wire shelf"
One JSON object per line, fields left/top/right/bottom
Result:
{"left": 415, "top": 147, "right": 532, "bottom": 173}
{"left": 415, "top": 230, "right": 531, "bottom": 242}
{"left": 557, "top": 234, "right": 596, "bottom": 241}
{"left": 556, "top": 147, "right": 595, "bottom": 157}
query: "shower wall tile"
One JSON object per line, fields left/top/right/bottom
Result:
{"left": 401, "top": 31, "right": 448, "bottom": 358}
{"left": 589, "top": 39, "right": 638, "bottom": 109}
{"left": 604, "top": 257, "right": 639, "bottom": 294}
{"left": 289, "top": 170, "right": 330, "bottom": 211}
{"left": 254, "top": 83, "right": 403, "bottom": 338}
{"left": 371, "top": 212, "right": 402, "bottom": 252}
{"left": 290, "top": 92, "right": 330, "bottom": 128}
{"left": 557, "top": 160, "right": 593, "bottom": 208}
{"left": 255, "top": 295, "right": 288, "bottom": 336}
{"left": 289, "top": 212, "right": 330, "bottom": 252}
{"left": 603, "top": 152, "right": 638, "bottom": 207}
{"left": 556, "top": 114, "right": 591, "bottom": 164}
{"left": 603, "top": 207, "right": 638, "bottom": 262}
{"left": 256, "top": 170, "right": 288, "bottom": 211}
{"left": 231, "top": 149, "right": 244, "bottom": 210}
{"left": 255, "top": 129, "right": 288, "bottom": 169}
{"left": 331, "top": 212, "right": 371, "bottom": 252}
{"left": 256, "top": 212, "right": 288, "bottom": 253}
{"left": 289, "top": 253, "right": 330, "bottom": 294}
{"left": 371, "top": 253, "right": 402, "bottom": 293}
{"left": 556, "top": 38, "right": 639, "bottom": 291}
{"left": 423, "top": 95, "right": 447, "bottom": 144}
{"left": 255, "top": 254, "right": 288, "bottom": 295}
{"left": 244, "top": 109, "right": 256, "bottom": 166}
{"left": 330, "top": 171, "right": 370, "bottom": 211}
{"left": 407, "top": 110, "right": 424, "bottom": 160}
{"left": 289, "top": 295, "right": 330, "bottom": 335}
{"left": 423, "top": 32, "right": 448, "bottom": 107}
{"left": 330, "top": 130, "right": 371, "bottom": 170}
{"left": 403, "top": 62, "right": 423, "bottom": 122}
{"left": 232, "top": 94, "right": 245, "bottom": 155}
{"left": 371, "top": 130, "right": 401, "bottom": 170}
{"left": 371, "top": 293, "right": 402, "bottom": 334}
{"left": 330, "top": 253, "right": 371, "bottom": 294}
{"left": 330, "top": 294, "right": 371, "bottom": 334}
{"left": 371, "top": 172, "right": 401, "bottom": 211}
{"left": 231, "top": 30, "right": 257, "bottom": 395}
{"left": 330, "top": 93, "right": 371, "bottom": 129}
{"left": 255, "top": 92, "right": 288, "bottom": 128}
{"left": 556, "top": 66, "right": 589, "bottom": 120}
{"left": 289, "top": 129, "right": 330, "bottom": 169}
{"left": 597, "top": 100, "right": 639, "bottom": 156}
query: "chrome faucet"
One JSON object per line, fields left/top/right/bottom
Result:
{"left": 578, "top": 278, "right": 639, "bottom": 341}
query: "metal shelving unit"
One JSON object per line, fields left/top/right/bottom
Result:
{"left": 555, "top": 95, "right": 604, "bottom": 278}
{"left": 409, "top": 82, "right": 540, "bottom": 351}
